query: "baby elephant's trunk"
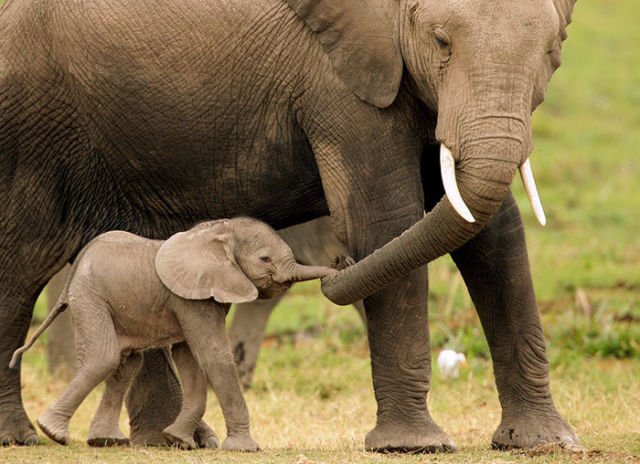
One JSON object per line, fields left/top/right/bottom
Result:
{"left": 285, "top": 263, "right": 336, "bottom": 283}
{"left": 9, "top": 302, "right": 68, "bottom": 369}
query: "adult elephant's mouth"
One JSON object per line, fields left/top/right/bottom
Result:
{"left": 321, "top": 137, "right": 545, "bottom": 306}
{"left": 441, "top": 145, "right": 546, "bottom": 226}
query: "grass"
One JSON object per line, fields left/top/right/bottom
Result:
{"left": 4, "top": 0, "right": 640, "bottom": 462}
{"left": 4, "top": 329, "right": 640, "bottom": 463}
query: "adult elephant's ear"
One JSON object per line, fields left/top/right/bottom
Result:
{"left": 287, "top": 0, "right": 402, "bottom": 109}
{"left": 155, "top": 220, "right": 259, "bottom": 304}
{"left": 533, "top": 0, "right": 577, "bottom": 109}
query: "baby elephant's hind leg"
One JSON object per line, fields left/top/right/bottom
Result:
{"left": 38, "top": 299, "right": 121, "bottom": 445}
{"left": 88, "top": 353, "right": 143, "bottom": 447}
{"left": 163, "top": 343, "right": 216, "bottom": 450}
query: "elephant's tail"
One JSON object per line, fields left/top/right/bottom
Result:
{"left": 10, "top": 242, "right": 91, "bottom": 368}
{"left": 9, "top": 301, "right": 69, "bottom": 369}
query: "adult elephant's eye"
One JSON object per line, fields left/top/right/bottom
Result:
{"left": 434, "top": 28, "right": 452, "bottom": 62}
{"left": 434, "top": 29, "right": 450, "bottom": 48}
{"left": 260, "top": 256, "right": 272, "bottom": 264}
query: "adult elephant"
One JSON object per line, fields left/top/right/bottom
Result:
{"left": 0, "top": 0, "right": 577, "bottom": 452}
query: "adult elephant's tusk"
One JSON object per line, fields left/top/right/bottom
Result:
{"left": 519, "top": 158, "right": 546, "bottom": 226}
{"left": 440, "top": 145, "right": 476, "bottom": 223}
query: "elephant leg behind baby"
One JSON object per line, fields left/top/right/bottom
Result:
{"left": 230, "top": 217, "right": 365, "bottom": 389}
{"left": 230, "top": 296, "right": 365, "bottom": 389}
{"left": 85, "top": 345, "right": 218, "bottom": 449}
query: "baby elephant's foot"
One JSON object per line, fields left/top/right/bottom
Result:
{"left": 222, "top": 433, "right": 260, "bottom": 452}
{"left": 87, "top": 436, "right": 130, "bottom": 447}
{"left": 87, "top": 430, "right": 130, "bottom": 447}
{"left": 87, "top": 420, "right": 130, "bottom": 447}
{"left": 194, "top": 421, "right": 219, "bottom": 449}
{"left": 163, "top": 423, "right": 197, "bottom": 450}
{"left": 37, "top": 411, "right": 70, "bottom": 445}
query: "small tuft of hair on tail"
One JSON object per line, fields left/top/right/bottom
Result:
{"left": 9, "top": 348, "right": 25, "bottom": 369}
{"left": 9, "top": 302, "right": 68, "bottom": 369}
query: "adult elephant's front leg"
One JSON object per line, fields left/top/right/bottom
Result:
{"left": 364, "top": 266, "right": 454, "bottom": 452}
{"left": 451, "top": 194, "right": 577, "bottom": 449}
{"left": 313, "top": 141, "right": 453, "bottom": 452}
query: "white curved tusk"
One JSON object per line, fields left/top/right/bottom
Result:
{"left": 519, "top": 158, "right": 547, "bottom": 226}
{"left": 440, "top": 145, "right": 476, "bottom": 223}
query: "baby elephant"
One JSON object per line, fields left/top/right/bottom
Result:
{"left": 11, "top": 218, "right": 335, "bottom": 450}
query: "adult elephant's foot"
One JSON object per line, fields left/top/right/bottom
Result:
{"left": 365, "top": 419, "right": 457, "bottom": 453}
{"left": 491, "top": 410, "right": 579, "bottom": 450}
{"left": 0, "top": 408, "right": 38, "bottom": 446}
{"left": 194, "top": 420, "right": 219, "bottom": 448}
{"left": 37, "top": 411, "right": 69, "bottom": 445}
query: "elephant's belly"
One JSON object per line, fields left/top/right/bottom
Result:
{"left": 68, "top": 5, "right": 330, "bottom": 231}
{"left": 112, "top": 306, "right": 184, "bottom": 352}
{"left": 117, "top": 333, "right": 184, "bottom": 352}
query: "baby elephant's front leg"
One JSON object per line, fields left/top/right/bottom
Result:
{"left": 176, "top": 302, "right": 259, "bottom": 452}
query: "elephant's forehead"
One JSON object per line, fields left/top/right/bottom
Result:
{"left": 426, "top": 0, "right": 559, "bottom": 49}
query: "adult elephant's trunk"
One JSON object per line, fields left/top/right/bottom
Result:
{"left": 322, "top": 120, "right": 527, "bottom": 305}
{"left": 282, "top": 262, "right": 336, "bottom": 283}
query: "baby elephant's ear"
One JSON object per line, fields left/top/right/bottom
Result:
{"left": 155, "top": 220, "right": 259, "bottom": 304}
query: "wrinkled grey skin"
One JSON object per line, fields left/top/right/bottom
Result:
{"left": 0, "top": 0, "right": 578, "bottom": 452}
{"left": 11, "top": 218, "right": 334, "bottom": 450}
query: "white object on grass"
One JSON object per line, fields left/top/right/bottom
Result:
{"left": 437, "top": 349, "right": 467, "bottom": 379}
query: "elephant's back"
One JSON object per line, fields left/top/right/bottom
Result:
{"left": 45, "top": 0, "right": 315, "bottom": 101}
{"left": 71, "top": 231, "right": 165, "bottom": 303}
{"left": 80, "top": 231, "right": 162, "bottom": 268}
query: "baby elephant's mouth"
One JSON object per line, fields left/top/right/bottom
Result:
{"left": 258, "top": 281, "right": 291, "bottom": 299}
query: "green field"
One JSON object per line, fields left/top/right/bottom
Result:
{"left": 4, "top": 0, "right": 640, "bottom": 462}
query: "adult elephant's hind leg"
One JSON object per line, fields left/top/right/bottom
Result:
{"left": 0, "top": 235, "right": 70, "bottom": 446}
{"left": 125, "top": 349, "right": 182, "bottom": 446}
{"left": 451, "top": 194, "right": 577, "bottom": 449}
{"left": 0, "top": 288, "right": 40, "bottom": 446}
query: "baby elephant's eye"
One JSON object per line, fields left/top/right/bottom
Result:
{"left": 260, "top": 256, "right": 273, "bottom": 264}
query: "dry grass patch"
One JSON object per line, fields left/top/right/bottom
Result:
{"left": 3, "top": 337, "right": 638, "bottom": 464}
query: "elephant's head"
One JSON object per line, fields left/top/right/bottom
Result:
{"left": 155, "top": 218, "right": 336, "bottom": 303}
{"left": 287, "top": 0, "right": 576, "bottom": 304}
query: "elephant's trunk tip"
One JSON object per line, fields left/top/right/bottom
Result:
{"left": 285, "top": 263, "right": 337, "bottom": 283}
